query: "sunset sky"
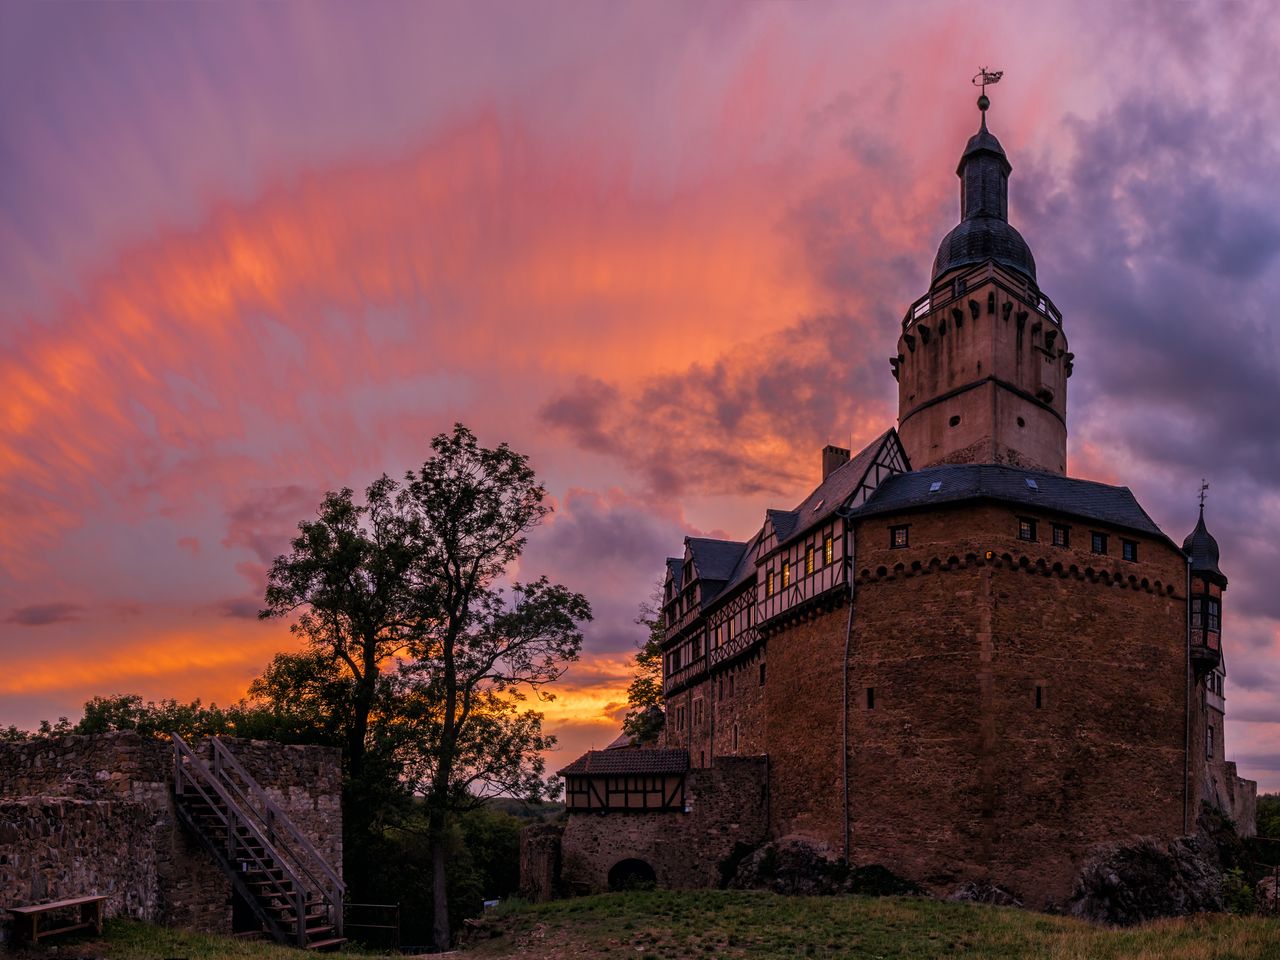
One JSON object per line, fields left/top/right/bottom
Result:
{"left": 2, "top": 2, "right": 1278, "bottom": 791}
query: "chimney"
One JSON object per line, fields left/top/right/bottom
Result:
{"left": 822, "top": 444, "right": 850, "bottom": 481}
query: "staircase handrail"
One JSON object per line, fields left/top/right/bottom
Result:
{"left": 172, "top": 733, "right": 310, "bottom": 947}
{"left": 208, "top": 736, "right": 346, "bottom": 907}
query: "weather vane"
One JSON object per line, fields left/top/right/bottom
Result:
{"left": 972, "top": 67, "right": 1003, "bottom": 112}
{"left": 1199, "top": 478, "right": 1210, "bottom": 510}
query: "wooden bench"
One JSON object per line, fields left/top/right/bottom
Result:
{"left": 7, "top": 895, "right": 107, "bottom": 945}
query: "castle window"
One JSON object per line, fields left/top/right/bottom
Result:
{"left": 1206, "top": 725, "right": 1214, "bottom": 759}
{"left": 1035, "top": 685, "right": 1044, "bottom": 709}
{"left": 824, "top": 536, "right": 834, "bottom": 565}
{"left": 718, "top": 678, "right": 723, "bottom": 701}
{"left": 1207, "top": 598, "right": 1221, "bottom": 633}
{"left": 890, "top": 525, "right": 909, "bottom": 549}
{"left": 1052, "top": 524, "right": 1069, "bottom": 548}
{"left": 759, "top": 662, "right": 766, "bottom": 686}
{"left": 728, "top": 673, "right": 735, "bottom": 697}
{"left": 866, "top": 687, "right": 875, "bottom": 710}
{"left": 1091, "top": 532, "right": 1108, "bottom": 555}
{"left": 806, "top": 546, "right": 815, "bottom": 576}
{"left": 766, "top": 571, "right": 775, "bottom": 597}
{"left": 1122, "top": 539, "right": 1138, "bottom": 562}
{"left": 782, "top": 560, "right": 791, "bottom": 588}
{"left": 1018, "top": 518, "right": 1037, "bottom": 541}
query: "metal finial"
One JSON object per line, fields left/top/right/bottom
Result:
{"left": 972, "top": 67, "right": 1003, "bottom": 113}
{"left": 1199, "top": 478, "right": 1210, "bottom": 510}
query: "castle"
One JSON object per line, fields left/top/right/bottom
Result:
{"left": 541, "top": 92, "right": 1257, "bottom": 908}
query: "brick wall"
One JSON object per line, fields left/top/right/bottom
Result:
{"left": 559, "top": 757, "right": 767, "bottom": 892}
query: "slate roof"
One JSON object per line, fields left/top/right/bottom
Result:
{"left": 1182, "top": 508, "right": 1226, "bottom": 583}
{"left": 558, "top": 748, "right": 690, "bottom": 777}
{"left": 789, "top": 429, "right": 896, "bottom": 540}
{"left": 856, "top": 464, "right": 1167, "bottom": 540}
{"left": 665, "top": 557, "right": 683, "bottom": 590}
{"left": 686, "top": 537, "right": 747, "bottom": 584}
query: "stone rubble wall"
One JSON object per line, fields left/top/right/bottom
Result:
{"left": 0, "top": 797, "right": 157, "bottom": 939}
{"left": 0, "top": 731, "right": 342, "bottom": 939}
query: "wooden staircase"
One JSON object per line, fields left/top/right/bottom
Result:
{"left": 173, "top": 734, "right": 346, "bottom": 951}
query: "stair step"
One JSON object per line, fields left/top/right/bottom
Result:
{"left": 305, "top": 938, "right": 347, "bottom": 951}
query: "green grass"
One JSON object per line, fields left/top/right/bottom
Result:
{"left": 463, "top": 889, "right": 1280, "bottom": 960}
{"left": 26, "top": 919, "right": 396, "bottom": 959}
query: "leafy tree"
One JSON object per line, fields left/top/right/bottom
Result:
{"left": 260, "top": 475, "right": 420, "bottom": 779}
{"left": 259, "top": 424, "right": 590, "bottom": 948}
{"left": 621, "top": 591, "right": 665, "bottom": 745}
{"left": 1257, "top": 793, "right": 1280, "bottom": 840}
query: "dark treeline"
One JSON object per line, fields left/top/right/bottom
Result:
{"left": 5, "top": 425, "right": 586, "bottom": 949}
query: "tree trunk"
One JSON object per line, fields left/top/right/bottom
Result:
{"left": 430, "top": 803, "right": 450, "bottom": 950}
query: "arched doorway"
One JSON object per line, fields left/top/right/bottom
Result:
{"left": 608, "top": 858, "right": 657, "bottom": 891}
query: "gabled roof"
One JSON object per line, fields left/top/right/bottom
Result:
{"left": 856, "top": 464, "right": 1167, "bottom": 539}
{"left": 558, "top": 748, "right": 689, "bottom": 777}
{"left": 766, "top": 509, "right": 800, "bottom": 543}
{"left": 686, "top": 537, "right": 747, "bottom": 583}
{"left": 783, "top": 429, "right": 906, "bottom": 545}
{"left": 665, "top": 557, "right": 683, "bottom": 589}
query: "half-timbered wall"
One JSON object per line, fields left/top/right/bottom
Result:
{"left": 757, "top": 520, "right": 844, "bottom": 624}
{"left": 564, "top": 773, "right": 686, "bottom": 812}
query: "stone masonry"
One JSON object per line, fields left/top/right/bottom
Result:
{"left": 0, "top": 731, "right": 341, "bottom": 941}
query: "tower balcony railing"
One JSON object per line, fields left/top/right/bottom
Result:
{"left": 901, "top": 261, "right": 1062, "bottom": 332}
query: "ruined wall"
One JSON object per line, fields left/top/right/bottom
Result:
{"left": 559, "top": 757, "right": 767, "bottom": 893}
{"left": 217, "top": 738, "right": 344, "bottom": 873}
{"left": 0, "top": 798, "right": 156, "bottom": 937}
{"left": 0, "top": 732, "right": 341, "bottom": 936}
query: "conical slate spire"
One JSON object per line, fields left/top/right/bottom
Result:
{"left": 1183, "top": 505, "right": 1227, "bottom": 584}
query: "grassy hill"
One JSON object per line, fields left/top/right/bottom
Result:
{"left": 464, "top": 890, "right": 1279, "bottom": 960}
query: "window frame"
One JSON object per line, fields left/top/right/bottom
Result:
{"left": 890, "top": 525, "right": 909, "bottom": 549}
{"left": 1051, "top": 524, "right": 1070, "bottom": 548}
{"left": 1121, "top": 539, "right": 1138, "bottom": 562}
{"left": 1018, "top": 517, "right": 1037, "bottom": 542}
{"left": 781, "top": 559, "right": 791, "bottom": 588}
{"left": 805, "top": 546, "right": 815, "bottom": 576}
{"left": 823, "top": 535, "right": 834, "bottom": 566}
{"left": 1090, "top": 531, "right": 1109, "bottom": 555}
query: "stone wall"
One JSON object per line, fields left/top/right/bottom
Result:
{"left": 0, "top": 798, "right": 156, "bottom": 932}
{"left": 838, "top": 502, "right": 1191, "bottom": 907}
{"left": 559, "top": 757, "right": 767, "bottom": 892}
{"left": 0, "top": 732, "right": 341, "bottom": 939}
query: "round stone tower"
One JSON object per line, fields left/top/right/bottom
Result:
{"left": 892, "top": 98, "right": 1071, "bottom": 474}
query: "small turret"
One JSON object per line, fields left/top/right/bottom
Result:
{"left": 1184, "top": 504, "right": 1226, "bottom": 674}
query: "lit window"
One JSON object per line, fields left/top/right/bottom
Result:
{"left": 1122, "top": 539, "right": 1138, "bottom": 562}
{"left": 805, "top": 547, "right": 815, "bottom": 575}
{"left": 782, "top": 560, "right": 791, "bottom": 588}
{"left": 1091, "top": 532, "right": 1108, "bottom": 555}
{"left": 824, "top": 536, "right": 834, "bottom": 565}
{"left": 890, "top": 525, "right": 909, "bottom": 549}
{"left": 1018, "top": 519, "right": 1037, "bottom": 541}
{"left": 1052, "top": 524, "right": 1069, "bottom": 548}
{"left": 766, "top": 571, "right": 775, "bottom": 597}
